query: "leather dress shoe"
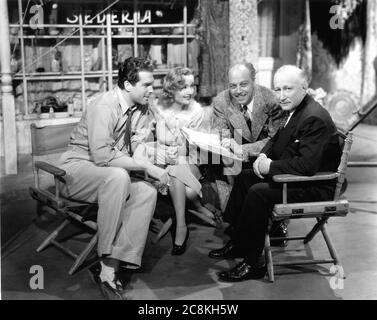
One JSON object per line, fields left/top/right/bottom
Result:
{"left": 218, "top": 261, "right": 267, "bottom": 282}
{"left": 208, "top": 241, "right": 243, "bottom": 260}
{"left": 88, "top": 263, "right": 126, "bottom": 300}
{"left": 270, "top": 221, "right": 288, "bottom": 247}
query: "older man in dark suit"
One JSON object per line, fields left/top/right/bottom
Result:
{"left": 209, "top": 65, "right": 341, "bottom": 282}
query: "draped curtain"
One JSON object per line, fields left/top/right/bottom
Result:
{"left": 361, "top": 0, "right": 377, "bottom": 105}
{"left": 258, "top": 0, "right": 280, "bottom": 58}
{"left": 297, "top": 0, "right": 312, "bottom": 82}
{"left": 198, "top": 0, "right": 230, "bottom": 98}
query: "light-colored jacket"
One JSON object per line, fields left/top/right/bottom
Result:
{"left": 211, "top": 85, "right": 284, "bottom": 158}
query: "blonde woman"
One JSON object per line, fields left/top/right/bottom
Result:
{"left": 136, "top": 67, "right": 215, "bottom": 255}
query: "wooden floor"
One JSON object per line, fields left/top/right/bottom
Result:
{"left": 1, "top": 124, "right": 377, "bottom": 300}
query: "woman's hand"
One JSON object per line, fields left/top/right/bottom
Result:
{"left": 221, "top": 138, "right": 232, "bottom": 149}
{"left": 166, "top": 144, "right": 179, "bottom": 164}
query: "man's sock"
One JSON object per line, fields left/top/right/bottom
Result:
{"left": 99, "top": 261, "right": 120, "bottom": 289}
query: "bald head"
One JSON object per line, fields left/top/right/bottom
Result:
{"left": 228, "top": 63, "right": 256, "bottom": 105}
{"left": 229, "top": 63, "right": 256, "bottom": 81}
{"left": 274, "top": 65, "right": 308, "bottom": 88}
{"left": 273, "top": 65, "right": 308, "bottom": 111}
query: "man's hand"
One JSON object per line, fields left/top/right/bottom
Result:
{"left": 258, "top": 157, "right": 272, "bottom": 175}
{"left": 222, "top": 138, "right": 246, "bottom": 161}
{"left": 221, "top": 138, "right": 232, "bottom": 149}
{"left": 229, "top": 139, "right": 243, "bottom": 158}
{"left": 253, "top": 153, "right": 271, "bottom": 179}
{"left": 145, "top": 165, "right": 169, "bottom": 186}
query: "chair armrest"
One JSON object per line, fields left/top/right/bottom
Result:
{"left": 35, "top": 161, "right": 66, "bottom": 177}
{"left": 272, "top": 172, "right": 339, "bottom": 183}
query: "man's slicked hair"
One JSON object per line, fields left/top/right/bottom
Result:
{"left": 118, "top": 57, "right": 154, "bottom": 88}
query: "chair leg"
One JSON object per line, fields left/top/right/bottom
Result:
{"left": 304, "top": 217, "right": 327, "bottom": 244}
{"left": 321, "top": 224, "right": 346, "bottom": 279}
{"left": 264, "top": 233, "right": 274, "bottom": 282}
{"left": 188, "top": 209, "right": 217, "bottom": 227}
{"left": 36, "top": 219, "right": 70, "bottom": 252}
{"left": 68, "top": 233, "right": 98, "bottom": 275}
{"left": 153, "top": 217, "right": 173, "bottom": 244}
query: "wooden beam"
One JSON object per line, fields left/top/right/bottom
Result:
{"left": 0, "top": 0, "right": 18, "bottom": 174}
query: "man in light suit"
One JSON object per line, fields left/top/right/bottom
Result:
{"left": 210, "top": 62, "right": 287, "bottom": 244}
{"left": 208, "top": 65, "right": 341, "bottom": 282}
{"left": 211, "top": 62, "right": 284, "bottom": 182}
{"left": 59, "top": 57, "right": 169, "bottom": 299}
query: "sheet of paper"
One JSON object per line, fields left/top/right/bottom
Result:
{"left": 181, "top": 127, "right": 242, "bottom": 161}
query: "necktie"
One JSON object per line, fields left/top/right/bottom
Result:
{"left": 123, "top": 107, "right": 135, "bottom": 155}
{"left": 242, "top": 105, "right": 251, "bottom": 128}
{"left": 283, "top": 111, "right": 293, "bottom": 128}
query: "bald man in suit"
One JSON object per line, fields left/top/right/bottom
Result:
{"left": 210, "top": 62, "right": 287, "bottom": 245}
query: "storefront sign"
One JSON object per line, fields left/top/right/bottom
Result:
{"left": 67, "top": 10, "right": 152, "bottom": 24}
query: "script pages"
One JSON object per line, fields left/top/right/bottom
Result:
{"left": 180, "top": 127, "right": 242, "bottom": 161}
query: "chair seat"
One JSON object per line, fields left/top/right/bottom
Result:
{"left": 30, "top": 185, "right": 97, "bottom": 230}
{"left": 272, "top": 199, "right": 349, "bottom": 220}
{"left": 30, "top": 186, "right": 93, "bottom": 210}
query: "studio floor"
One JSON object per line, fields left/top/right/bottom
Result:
{"left": 1, "top": 124, "right": 377, "bottom": 300}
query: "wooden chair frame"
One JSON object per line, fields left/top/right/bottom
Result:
{"left": 29, "top": 123, "right": 99, "bottom": 275}
{"left": 29, "top": 123, "right": 171, "bottom": 274}
{"left": 264, "top": 131, "right": 353, "bottom": 282}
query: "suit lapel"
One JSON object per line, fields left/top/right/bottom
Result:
{"left": 229, "top": 112, "right": 253, "bottom": 142}
{"left": 226, "top": 92, "right": 253, "bottom": 142}
{"left": 251, "top": 87, "right": 268, "bottom": 142}
{"left": 272, "top": 97, "right": 308, "bottom": 158}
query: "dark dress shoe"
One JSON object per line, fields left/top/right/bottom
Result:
{"left": 218, "top": 261, "right": 267, "bottom": 282}
{"left": 270, "top": 221, "right": 288, "bottom": 247}
{"left": 171, "top": 227, "right": 190, "bottom": 256}
{"left": 88, "top": 263, "right": 126, "bottom": 300}
{"left": 208, "top": 241, "right": 244, "bottom": 260}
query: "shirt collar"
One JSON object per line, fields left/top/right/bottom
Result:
{"left": 246, "top": 97, "right": 254, "bottom": 112}
{"left": 116, "top": 86, "right": 134, "bottom": 115}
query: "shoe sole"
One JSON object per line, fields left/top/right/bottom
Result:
{"left": 217, "top": 272, "right": 266, "bottom": 282}
{"left": 208, "top": 253, "right": 244, "bottom": 260}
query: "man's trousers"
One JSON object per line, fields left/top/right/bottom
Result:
{"left": 60, "top": 159, "right": 157, "bottom": 268}
{"left": 224, "top": 169, "right": 333, "bottom": 265}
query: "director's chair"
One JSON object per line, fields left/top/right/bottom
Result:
{"left": 264, "top": 131, "right": 353, "bottom": 282}
{"left": 29, "top": 122, "right": 100, "bottom": 275}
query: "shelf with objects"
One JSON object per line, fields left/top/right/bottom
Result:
{"left": 8, "top": 0, "right": 200, "bottom": 120}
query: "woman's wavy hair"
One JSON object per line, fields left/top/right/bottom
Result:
{"left": 160, "top": 67, "right": 194, "bottom": 106}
